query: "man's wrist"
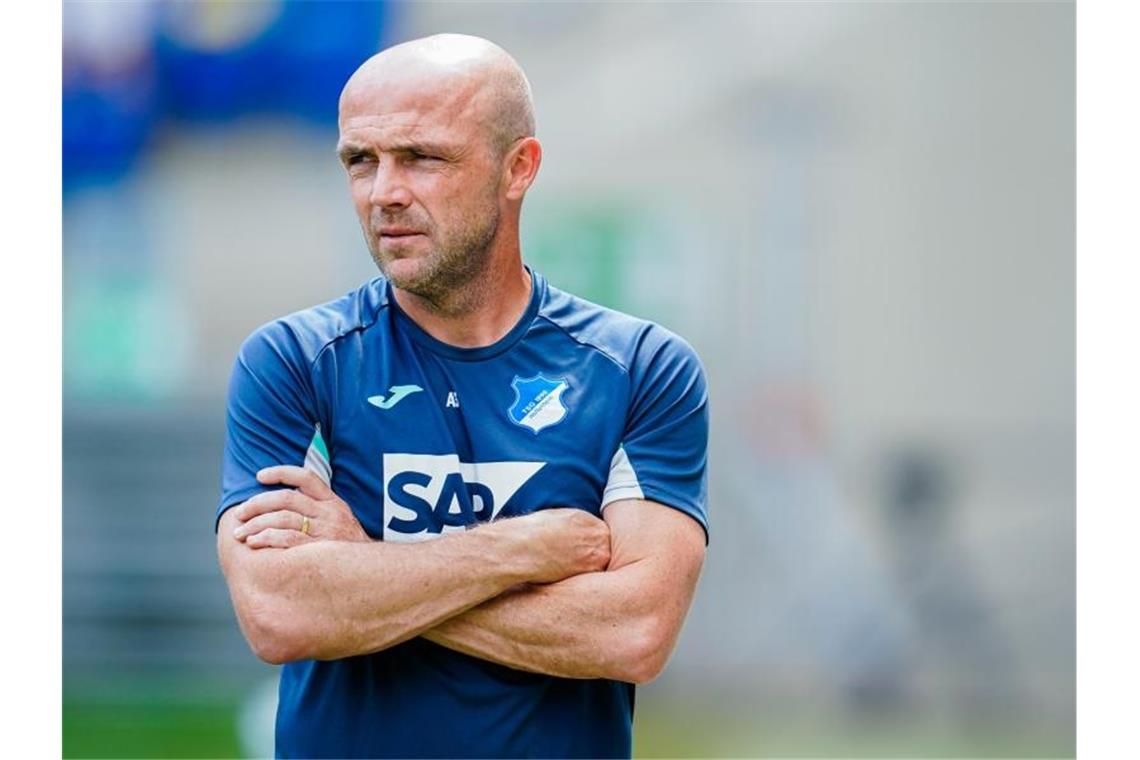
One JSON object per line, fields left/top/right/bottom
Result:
{"left": 478, "top": 517, "right": 543, "bottom": 585}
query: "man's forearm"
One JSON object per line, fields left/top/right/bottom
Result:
{"left": 421, "top": 556, "right": 683, "bottom": 684}
{"left": 221, "top": 512, "right": 547, "bottom": 663}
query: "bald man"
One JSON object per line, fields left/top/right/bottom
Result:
{"left": 216, "top": 35, "right": 708, "bottom": 759}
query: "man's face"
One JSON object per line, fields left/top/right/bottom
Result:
{"left": 337, "top": 71, "right": 503, "bottom": 300}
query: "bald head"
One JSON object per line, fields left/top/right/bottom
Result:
{"left": 340, "top": 34, "right": 535, "bottom": 159}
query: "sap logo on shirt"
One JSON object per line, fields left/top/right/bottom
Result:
{"left": 382, "top": 453, "right": 545, "bottom": 543}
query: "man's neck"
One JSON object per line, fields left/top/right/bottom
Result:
{"left": 392, "top": 259, "right": 533, "bottom": 349}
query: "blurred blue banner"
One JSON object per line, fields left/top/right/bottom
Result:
{"left": 64, "top": 0, "right": 390, "bottom": 189}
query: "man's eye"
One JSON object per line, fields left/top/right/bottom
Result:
{"left": 347, "top": 154, "right": 371, "bottom": 166}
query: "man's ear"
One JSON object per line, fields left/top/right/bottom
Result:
{"left": 504, "top": 137, "right": 542, "bottom": 201}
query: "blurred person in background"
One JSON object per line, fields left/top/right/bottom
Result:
{"left": 214, "top": 34, "right": 709, "bottom": 758}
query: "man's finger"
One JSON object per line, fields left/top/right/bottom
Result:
{"left": 246, "top": 528, "right": 311, "bottom": 549}
{"left": 234, "top": 510, "right": 309, "bottom": 540}
{"left": 257, "top": 465, "right": 335, "bottom": 500}
{"left": 235, "top": 489, "right": 311, "bottom": 522}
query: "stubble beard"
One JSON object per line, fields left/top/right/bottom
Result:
{"left": 368, "top": 200, "right": 501, "bottom": 314}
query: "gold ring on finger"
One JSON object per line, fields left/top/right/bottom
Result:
{"left": 301, "top": 515, "right": 310, "bottom": 535}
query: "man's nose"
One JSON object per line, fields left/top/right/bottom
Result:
{"left": 369, "top": 160, "right": 412, "bottom": 209}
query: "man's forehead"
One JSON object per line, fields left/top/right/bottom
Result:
{"left": 337, "top": 113, "right": 461, "bottom": 150}
{"left": 342, "top": 75, "right": 479, "bottom": 125}
{"left": 342, "top": 60, "right": 475, "bottom": 108}
{"left": 339, "top": 78, "right": 490, "bottom": 150}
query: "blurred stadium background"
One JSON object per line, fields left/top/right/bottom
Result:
{"left": 62, "top": 1, "right": 1074, "bottom": 757}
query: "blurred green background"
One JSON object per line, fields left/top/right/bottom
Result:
{"left": 63, "top": 1, "right": 1074, "bottom": 757}
{"left": 63, "top": 693, "right": 1065, "bottom": 759}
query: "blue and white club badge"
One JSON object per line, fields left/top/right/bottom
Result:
{"left": 508, "top": 374, "right": 570, "bottom": 434}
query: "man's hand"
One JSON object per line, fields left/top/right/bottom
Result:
{"left": 506, "top": 508, "right": 611, "bottom": 582}
{"left": 231, "top": 466, "right": 370, "bottom": 548}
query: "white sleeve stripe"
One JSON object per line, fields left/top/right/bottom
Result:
{"left": 601, "top": 446, "right": 643, "bottom": 508}
{"left": 304, "top": 445, "right": 332, "bottom": 486}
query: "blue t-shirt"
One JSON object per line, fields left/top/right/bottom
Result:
{"left": 217, "top": 270, "right": 709, "bottom": 759}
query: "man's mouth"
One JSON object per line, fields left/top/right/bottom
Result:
{"left": 378, "top": 227, "right": 424, "bottom": 238}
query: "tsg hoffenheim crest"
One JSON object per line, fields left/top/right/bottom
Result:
{"left": 508, "top": 374, "right": 570, "bottom": 433}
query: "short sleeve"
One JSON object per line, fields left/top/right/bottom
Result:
{"left": 601, "top": 326, "right": 710, "bottom": 543}
{"left": 216, "top": 322, "right": 325, "bottom": 532}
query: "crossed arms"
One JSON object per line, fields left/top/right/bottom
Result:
{"left": 217, "top": 465, "right": 706, "bottom": 684}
